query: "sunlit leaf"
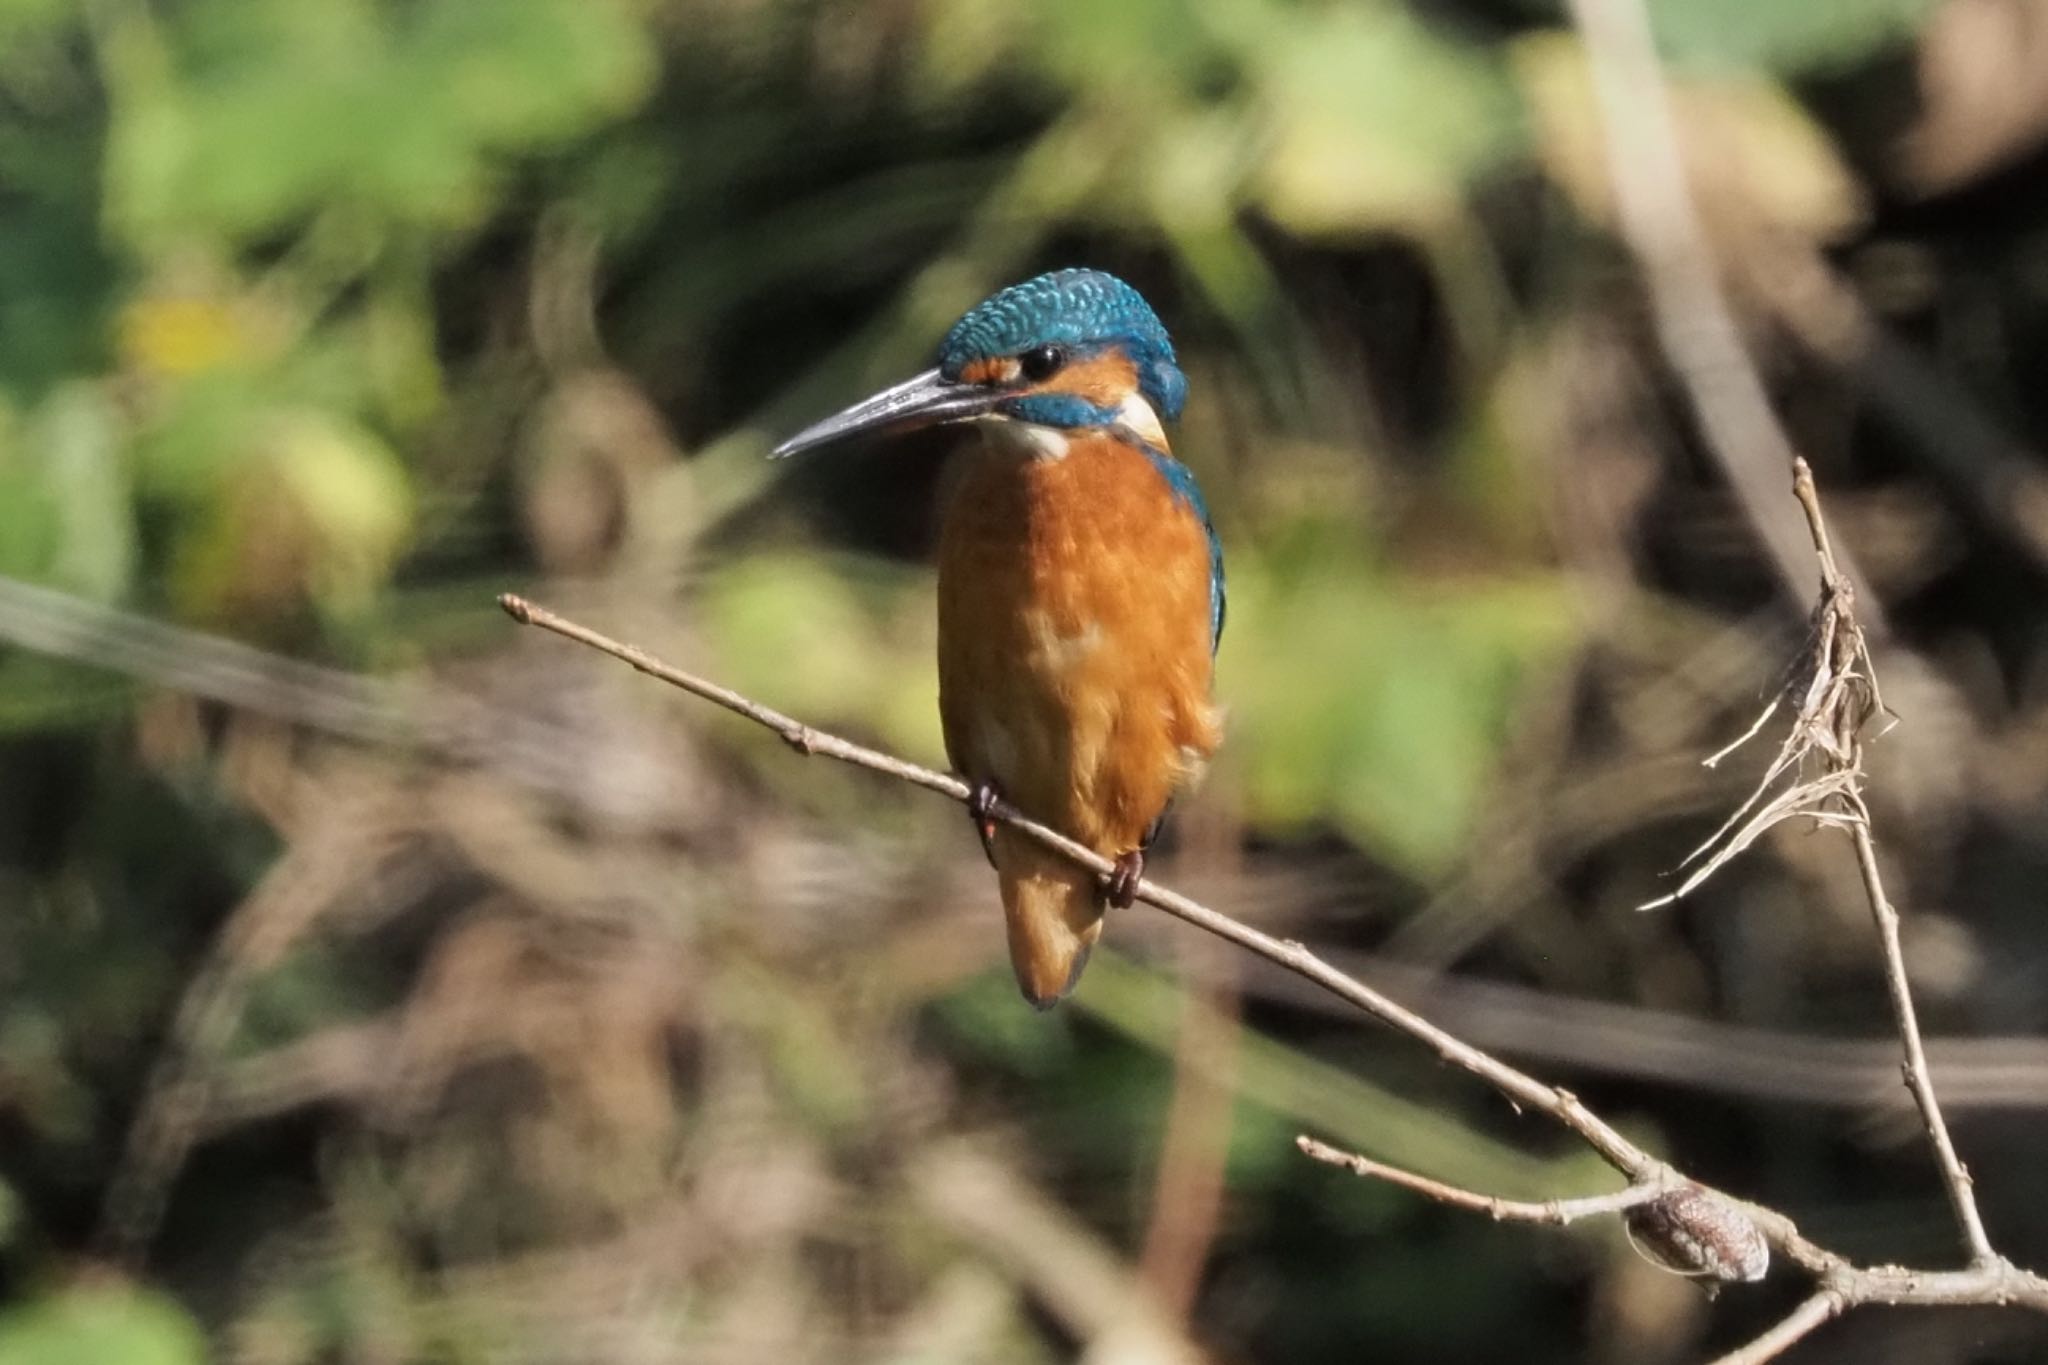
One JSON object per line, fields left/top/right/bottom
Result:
{"left": 0, "top": 1287, "right": 205, "bottom": 1365}
{"left": 103, "top": 0, "right": 655, "bottom": 246}
{"left": 1221, "top": 554, "right": 1574, "bottom": 877}
{"left": 1508, "top": 0, "right": 1939, "bottom": 73}
{"left": 699, "top": 552, "right": 945, "bottom": 769}
{"left": 1253, "top": 7, "right": 1518, "bottom": 236}
{"left": 161, "top": 408, "right": 414, "bottom": 622}
{"left": 31, "top": 384, "right": 134, "bottom": 601}
{"left": 1646, "top": 0, "right": 1939, "bottom": 72}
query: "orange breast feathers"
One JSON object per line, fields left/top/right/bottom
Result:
{"left": 936, "top": 430, "right": 1222, "bottom": 1004}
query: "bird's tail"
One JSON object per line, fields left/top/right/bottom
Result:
{"left": 992, "top": 826, "right": 1104, "bottom": 1008}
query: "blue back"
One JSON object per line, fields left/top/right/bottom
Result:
{"left": 1142, "top": 444, "right": 1225, "bottom": 653}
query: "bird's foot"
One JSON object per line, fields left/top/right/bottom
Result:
{"left": 967, "top": 779, "right": 1003, "bottom": 869}
{"left": 1105, "top": 849, "right": 1145, "bottom": 910}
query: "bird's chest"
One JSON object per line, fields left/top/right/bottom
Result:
{"left": 939, "top": 435, "right": 1188, "bottom": 668}
{"left": 935, "top": 432, "right": 1215, "bottom": 798}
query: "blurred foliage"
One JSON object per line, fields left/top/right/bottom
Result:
{"left": 0, "top": 1284, "right": 205, "bottom": 1365}
{"left": 1643, "top": 0, "right": 1939, "bottom": 72}
{"left": 3, "top": 0, "right": 2048, "bottom": 1362}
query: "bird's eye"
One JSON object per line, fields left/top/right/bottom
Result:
{"left": 1017, "top": 345, "right": 1065, "bottom": 382}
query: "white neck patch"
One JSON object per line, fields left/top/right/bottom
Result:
{"left": 977, "top": 416, "right": 1069, "bottom": 460}
{"left": 972, "top": 391, "right": 1164, "bottom": 462}
{"left": 1114, "top": 392, "right": 1167, "bottom": 448}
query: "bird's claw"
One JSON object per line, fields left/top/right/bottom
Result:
{"left": 1105, "top": 849, "right": 1145, "bottom": 909}
{"left": 967, "top": 780, "right": 1002, "bottom": 869}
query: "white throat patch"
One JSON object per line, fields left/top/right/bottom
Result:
{"left": 973, "top": 391, "right": 1164, "bottom": 461}
{"left": 1113, "top": 392, "right": 1167, "bottom": 448}
{"left": 978, "top": 416, "right": 1070, "bottom": 460}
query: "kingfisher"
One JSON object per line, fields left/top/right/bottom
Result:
{"left": 772, "top": 269, "right": 1224, "bottom": 1007}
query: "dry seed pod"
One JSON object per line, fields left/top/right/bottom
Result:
{"left": 1625, "top": 1185, "right": 1770, "bottom": 1283}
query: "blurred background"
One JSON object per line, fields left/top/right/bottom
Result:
{"left": 3, "top": 0, "right": 2048, "bottom": 1361}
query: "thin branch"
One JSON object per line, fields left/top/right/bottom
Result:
{"left": 1849, "top": 816, "right": 1995, "bottom": 1265}
{"left": 1640, "top": 460, "right": 1993, "bottom": 1270}
{"left": 499, "top": 593, "right": 1662, "bottom": 1180}
{"left": 1295, "top": 1135, "right": 1664, "bottom": 1225}
{"left": 497, "top": 591, "right": 2048, "bottom": 1356}
{"left": 1559, "top": 6, "right": 1993, "bottom": 1272}
{"left": 1703, "top": 1292, "right": 1841, "bottom": 1365}
{"left": 1300, "top": 1136, "right": 1771, "bottom": 1284}
{"left": 1783, "top": 463, "right": 1997, "bottom": 1268}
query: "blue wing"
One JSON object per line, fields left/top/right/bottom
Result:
{"left": 1136, "top": 443, "right": 1225, "bottom": 653}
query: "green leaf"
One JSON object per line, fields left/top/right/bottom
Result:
{"left": 32, "top": 384, "right": 135, "bottom": 602}
{"left": 0, "top": 1287, "right": 206, "bottom": 1365}
{"left": 698, "top": 552, "right": 945, "bottom": 769}
{"left": 1646, "top": 0, "right": 1939, "bottom": 72}
{"left": 1511, "top": 0, "right": 1940, "bottom": 72}
{"left": 103, "top": 0, "right": 655, "bottom": 246}
{"left": 0, "top": 194, "right": 114, "bottom": 401}
{"left": 1253, "top": 7, "right": 1518, "bottom": 235}
{"left": 1221, "top": 553, "right": 1574, "bottom": 877}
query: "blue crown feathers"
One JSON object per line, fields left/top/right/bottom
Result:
{"left": 938, "top": 269, "right": 1187, "bottom": 422}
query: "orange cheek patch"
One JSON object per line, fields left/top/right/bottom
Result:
{"left": 958, "top": 357, "right": 1018, "bottom": 386}
{"left": 1041, "top": 352, "right": 1138, "bottom": 407}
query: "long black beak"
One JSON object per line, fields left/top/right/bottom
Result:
{"left": 769, "top": 368, "right": 998, "bottom": 459}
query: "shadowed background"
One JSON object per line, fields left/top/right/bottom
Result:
{"left": 2, "top": 1, "right": 2047, "bottom": 1361}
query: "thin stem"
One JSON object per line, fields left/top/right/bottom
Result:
{"left": 1848, "top": 818, "right": 1997, "bottom": 1266}
{"left": 1788, "top": 464, "right": 1995, "bottom": 1266}
{"left": 1295, "top": 1135, "right": 1664, "bottom": 1224}
{"left": 501, "top": 593, "right": 1658, "bottom": 1176}
{"left": 1703, "top": 1292, "right": 1841, "bottom": 1365}
{"left": 497, "top": 592, "right": 2048, "bottom": 1358}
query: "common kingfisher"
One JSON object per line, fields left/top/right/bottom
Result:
{"left": 772, "top": 269, "right": 1224, "bottom": 1007}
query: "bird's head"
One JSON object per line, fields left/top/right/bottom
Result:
{"left": 770, "top": 268, "right": 1185, "bottom": 459}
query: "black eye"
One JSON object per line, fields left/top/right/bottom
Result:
{"left": 1018, "top": 345, "right": 1065, "bottom": 382}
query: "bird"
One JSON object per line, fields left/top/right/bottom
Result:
{"left": 772, "top": 269, "right": 1224, "bottom": 1007}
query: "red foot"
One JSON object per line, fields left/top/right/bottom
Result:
{"left": 967, "top": 779, "right": 1002, "bottom": 869}
{"left": 1105, "top": 849, "right": 1145, "bottom": 909}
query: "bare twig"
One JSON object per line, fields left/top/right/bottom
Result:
{"left": 1295, "top": 1135, "right": 1664, "bottom": 1225}
{"left": 1299, "top": 1136, "right": 1769, "bottom": 1283}
{"left": 1850, "top": 818, "right": 1995, "bottom": 1262}
{"left": 1558, "top": 13, "right": 1996, "bottom": 1275}
{"left": 1640, "top": 459, "right": 1992, "bottom": 1273}
{"left": 499, "top": 592, "right": 1663, "bottom": 1179}
{"left": 1704, "top": 1292, "right": 1841, "bottom": 1365}
{"left": 498, "top": 590, "right": 2048, "bottom": 1360}
{"left": 1788, "top": 462, "right": 1992, "bottom": 1267}
{"left": 1635, "top": 462, "right": 1888, "bottom": 914}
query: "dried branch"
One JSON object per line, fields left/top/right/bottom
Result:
{"left": 499, "top": 592, "right": 1663, "bottom": 1180}
{"left": 1564, "top": 0, "right": 1997, "bottom": 1294}
{"left": 1295, "top": 1136, "right": 1665, "bottom": 1226}
{"left": 1639, "top": 461, "right": 1993, "bottom": 1269}
{"left": 1704, "top": 1293, "right": 1840, "bottom": 1365}
{"left": 498, "top": 589, "right": 2048, "bottom": 1361}
{"left": 1785, "top": 464, "right": 1997, "bottom": 1267}
{"left": 1298, "top": 1136, "right": 1769, "bottom": 1284}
